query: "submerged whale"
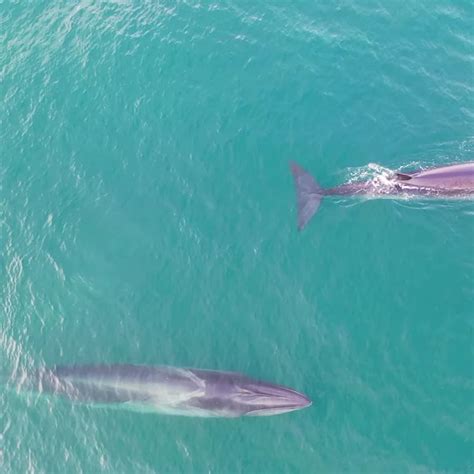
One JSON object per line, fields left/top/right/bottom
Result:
{"left": 290, "top": 161, "right": 474, "bottom": 230}
{"left": 20, "top": 364, "right": 311, "bottom": 418}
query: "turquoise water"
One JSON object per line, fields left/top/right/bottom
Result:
{"left": 1, "top": 1, "right": 473, "bottom": 472}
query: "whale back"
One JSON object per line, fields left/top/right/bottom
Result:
{"left": 401, "top": 162, "right": 474, "bottom": 190}
{"left": 38, "top": 365, "right": 204, "bottom": 404}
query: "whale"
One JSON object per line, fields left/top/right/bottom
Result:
{"left": 17, "top": 364, "right": 311, "bottom": 418}
{"left": 290, "top": 161, "right": 474, "bottom": 230}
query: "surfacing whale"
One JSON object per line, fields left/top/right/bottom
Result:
{"left": 18, "top": 364, "right": 311, "bottom": 418}
{"left": 290, "top": 161, "right": 474, "bottom": 230}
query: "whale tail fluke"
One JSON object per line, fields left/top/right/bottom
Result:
{"left": 290, "top": 162, "right": 324, "bottom": 231}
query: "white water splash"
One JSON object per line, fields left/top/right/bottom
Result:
{"left": 345, "top": 162, "right": 395, "bottom": 185}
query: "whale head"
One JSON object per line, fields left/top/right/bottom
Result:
{"left": 233, "top": 380, "right": 312, "bottom": 416}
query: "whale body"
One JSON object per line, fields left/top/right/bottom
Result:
{"left": 20, "top": 364, "right": 311, "bottom": 418}
{"left": 290, "top": 161, "right": 474, "bottom": 230}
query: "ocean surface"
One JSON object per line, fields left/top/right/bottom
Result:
{"left": 1, "top": 1, "right": 473, "bottom": 472}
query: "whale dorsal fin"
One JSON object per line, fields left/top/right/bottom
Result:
{"left": 395, "top": 172, "right": 412, "bottom": 181}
